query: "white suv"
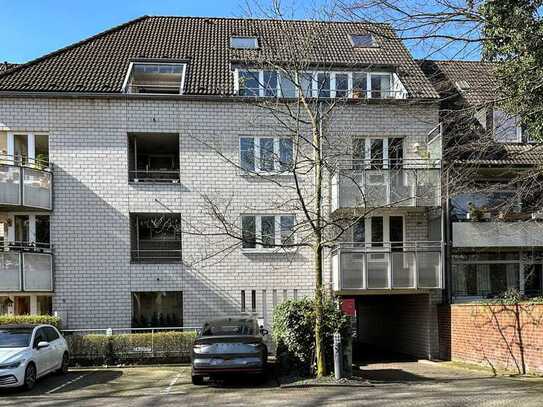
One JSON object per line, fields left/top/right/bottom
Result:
{"left": 0, "top": 324, "right": 69, "bottom": 389}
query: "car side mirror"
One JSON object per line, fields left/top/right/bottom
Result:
{"left": 37, "top": 341, "right": 50, "bottom": 350}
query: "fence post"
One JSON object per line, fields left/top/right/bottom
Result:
{"left": 151, "top": 329, "right": 155, "bottom": 357}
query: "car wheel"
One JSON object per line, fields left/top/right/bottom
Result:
{"left": 57, "top": 352, "right": 69, "bottom": 375}
{"left": 191, "top": 375, "right": 204, "bottom": 385}
{"left": 23, "top": 363, "right": 37, "bottom": 390}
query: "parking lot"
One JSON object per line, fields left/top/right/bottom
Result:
{"left": 0, "top": 362, "right": 542, "bottom": 406}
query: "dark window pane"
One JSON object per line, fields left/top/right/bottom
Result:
{"left": 280, "top": 73, "right": 296, "bottom": 97}
{"left": 261, "top": 216, "right": 275, "bottom": 247}
{"left": 370, "top": 139, "right": 383, "bottom": 169}
{"left": 131, "top": 291, "right": 183, "bottom": 328}
{"left": 353, "top": 138, "right": 365, "bottom": 169}
{"left": 389, "top": 216, "right": 403, "bottom": 251}
{"left": 259, "top": 138, "right": 275, "bottom": 172}
{"left": 300, "top": 72, "right": 313, "bottom": 97}
{"left": 350, "top": 34, "right": 375, "bottom": 47}
{"left": 263, "top": 71, "right": 278, "bottom": 97}
{"left": 353, "top": 72, "right": 367, "bottom": 98}
{"left": 241, "top": 290, "right": 246, "bottom": 312}
{"left": 280, "top": 215, "right": 295, "bottom": 245}
{"left": 279, "top": 138, "right": 293, "bottom": 171}
{"left": 524, "top": 265, "right": 542, "bottom": 296}
{"left": 353, "top": 219, "right": 365, "bottom": 244}
{"left": 242, "top": 216, "right": 256, "bottom": 249}
{"left": 388, "top": 138, "right": 403, "bottom": 168}
{"left": 240, "top": 137, "right": 255, "bottom": 171}
{"left": 466, "top": 264, "right": 478, "bottom": 296}
{"left": 371, "top": 217, "right": 383, "bottom": 247}
{"left": 131, "top": 213, "right": 182, "bottom": 262}
{"left": 371, "top": 74, "right": 391, "bottom": 98}
{"left": 490, "top": 264, "right": 508, "bottom": 296}
{"left": 335, "top": 73, "right": 349, "bottom": 98}
{"left": 251, "top": 290, "right": 257, "bottom": 312}
{"left": 239, "top": 70, "right": 260, "bottom": 96}
{"left": 36, "top": 215, "right": 50, "bottom": 248}
{"left": 317, "top": 72, "right": 331, "bottom": 98}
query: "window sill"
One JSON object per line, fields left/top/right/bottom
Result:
{"left": 239, "top": 171, "right": 295, "bottom": 178}
{"left": 241, "top": 247, "right": 298, "bottom": 255}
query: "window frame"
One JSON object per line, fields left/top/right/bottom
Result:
{"left": 122, "top": 61, "right": 188, "bottom": 95}
{"left": 349, "top": 33, "right": 377, "bottom": 48}
{"left": 352, "top": 136, "right": 404, "bottom": 169}
{"left": 230, "top": 36, "right": 259, "bottom": 49}
{"left": 239, "top": 136, "right": 294, "bottom": 174}
{"left": 241, "top": 214, "right": 296, "bottom": 252}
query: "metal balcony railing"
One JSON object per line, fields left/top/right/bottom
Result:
{"left": 0, "top": 155, "right": 52, "bottom": 210}
{"left": 331, "top": 160, "right": 441, "bottom": 210}
{"left": 331, "top": 241, "right": 443, "bottom": 291}
{"left": 131, "top": 239, "right": 182, "bottom": 262}
{"left": 129, "top": 170, "right": 180, "bottom": 183}
{"left": 0, "top": 242, "right": 53, "bottom": 292}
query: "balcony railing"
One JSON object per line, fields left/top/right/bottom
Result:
{"left": 452, "top": 221, "right": 543, "bottom": 248}
{"left": 0, "top": 243, "right": 53, "bottom": 292}
{"left": 331, "top": 241, "right": 443, "bottom": 291}
{"left": 0, "top": 155, "right": 52, "bottom": 210}
{"left": 129, "top": 170, "right": 180, "bottom": 183}
{"left": 131, "top": 239, "right": 182, "bottom": 263}
{"left": 331, "top": 160, "right": 441, "bottom": 211}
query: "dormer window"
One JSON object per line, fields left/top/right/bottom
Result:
{"left": 230, "top": 36, "right": 259, "bottom": 49}
{"left": 123, "top": 62, "right": 186, "bottom": 94}
{"left": 349, "top": 33, "right": 376, "bottom": 48}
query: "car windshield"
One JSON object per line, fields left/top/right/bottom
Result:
{"left": 202, "top": 319, "right": 258, "bottom": 336}
{"left": 0, "top": 328, "right": 33, "bottom": 348}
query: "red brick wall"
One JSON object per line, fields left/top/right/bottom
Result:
{"left": 438, "top": 303, "right": 543, "bottom": 375}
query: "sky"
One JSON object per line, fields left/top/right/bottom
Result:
{"left": 0, "top": 0, "right": 479, "bottom": 64}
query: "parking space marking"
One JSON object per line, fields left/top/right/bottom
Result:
{"left": 161, "top": 372, "right": 182, "bottom": 394}
{"left": 45, "top": 372, "right": 91, "bottom": 394}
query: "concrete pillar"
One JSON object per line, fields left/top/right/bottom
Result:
{"left": 30, "top": 295, "right": 38, "bottom": 315}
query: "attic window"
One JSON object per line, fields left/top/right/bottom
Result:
{"left": 455, "top": 80, "right": 470, "bottom": 92}
{"left": 230, "top": 36, "right": 259, "bottom": 49}
{"left": 349, "top": 33, "right": 376, "bottom": 48}
{"left": 124, "top": 62, "right": 186, "bottom": 94}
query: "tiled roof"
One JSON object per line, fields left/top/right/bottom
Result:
{"left": 419, "top": 60, "right": 498, "bottom": 106}
{"left": 0, "top": 62, "right": 18, "bottom": 73}
{"left": 468, "top": 144, "right": 543, "bottom": 166}
{"left": 0, "top": 16, "right": 438, "bottom": 98}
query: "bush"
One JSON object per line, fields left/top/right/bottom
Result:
{"left": 272, "top": 296, "right": 349, "bottom": 376}
{"left": 0, "top": 315, "right": 61, "bottom": 328}
{"left": 65, "top": 331, "right": 197, "bottom": 365}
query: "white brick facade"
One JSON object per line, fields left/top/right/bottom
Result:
{"left": 0, "top": 96, "right": 440, "bottom": 329}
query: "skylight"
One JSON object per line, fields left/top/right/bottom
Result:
{"left": 230, "top": 36, "right": 259, "bottom": 49}
{"left": 349, "top": 33, "right": 376, "bottom": 48}
{"left": 123, "top": 62, "right": 186, "bottom": 94}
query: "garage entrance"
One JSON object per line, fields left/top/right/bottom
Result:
{"left": 352, "top": 293, "right": 440, "bottom": 362}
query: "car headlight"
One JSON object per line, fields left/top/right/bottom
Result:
{"left": 0, "top": 360, "right": 23, "bottom": 369}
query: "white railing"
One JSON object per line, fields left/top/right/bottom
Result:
{"left": 332, "top": 241, "right": 443, "bottom": 291}
{"left": 0, "top": 246, "right": 53, "bottom": 292}
{"left": 0, "top": 154, "right": 52, "bottom": 210}
{"left": 331, "top": 160, "right": 441, "bottom": 210}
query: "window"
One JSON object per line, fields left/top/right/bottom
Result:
{"left": 353, "top": 137, "right": 404, "bottom": 169}
{"left": 230, "top": 36, "right": 259, "bottom": 49}
{"left": 44, "top": 326, "right": 59, "bottom": 342}
{"left": 251, "top": 290, "right": 257, "bottom": 313}
{"left": 235, "top": 68, "right": 405, "bottom": 99}
{"left": 124, "top": 62, "right": 186, "bottom": 94}
{"left": 33, "top": 328, "right": 47, "bottom": 348}
{"left": 241, "top": 290, "right": 246, "bottom": 312}
{"left": 239, "top": 136, "right": 294, "bottom": 173}
{"left": 130, "top": 213, "right": 182, "bottom": 262}
{"left": 350, "top": 33, "right": 376, "bottom": 48}
{"left": 493, "top": 109, "right": 522, "bottom": 143}
{"left": 132, "top": 291, "right": 183, "bottom": 328}
{"left": 241, "top": 214, "right": 295, "bottom": 250}
{"left": 128, "top": 134, "right": 180, "bottom": 182}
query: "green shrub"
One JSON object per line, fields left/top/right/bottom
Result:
{"left": 0, "top": 315, "right": 61, "bottom": 328}
{"left": 65, "top": 334, "right": 110, "bottom": 364}
{"left": 272, "top": 296, "right": 349, "bottom": 376}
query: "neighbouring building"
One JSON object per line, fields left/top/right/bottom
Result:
{"left": 0, "top": 15, "right": 450, "bottom": 359}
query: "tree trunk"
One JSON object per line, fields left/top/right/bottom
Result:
{"left": 313, "top": 114, "right": 326, "bottom": 377}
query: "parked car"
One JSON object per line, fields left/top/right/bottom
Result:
{"left": 191, "top": 316, "right": 268, "bottom": 385}
{"left": 0, "top": 324, "right": 69, "bottom": 390}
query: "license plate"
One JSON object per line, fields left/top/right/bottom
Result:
{"left": 216, "top": 343, "right": 237, "bottom": 352}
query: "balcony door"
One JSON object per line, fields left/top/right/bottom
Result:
{"left": 352, "top": 215, "right": 404, "bottom": 249}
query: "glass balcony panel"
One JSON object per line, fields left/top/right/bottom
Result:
{"left": 417, "top": 251, "right": 441, "bottom": 288}
{"left": 23, "top": 168, "right": 52, "bottom": 210}
{"left": 0, "top": 252, "right": 21, "bottom": 291}
{"left": 23, "top": 253, "right": 53, "bottom": 291}
{"left": 415, "top": 170, "right": 440, "bottom": 206}
{"left": 391, "top": 251, "right": 416, "bottom": 288}
{"left": 364, "top": 170, "right": 387, "bottom": 207}
{"left": 366, "top": 252, "right": 389, "bottom": 288}
{"left": 0, "top": 164, "right": 21, "bottom": 206}
{"left": 390, "top": 170, "right": 414, "bottom": 206}
{"left": 340, "top": 251, "right": 364, "bottom": 289}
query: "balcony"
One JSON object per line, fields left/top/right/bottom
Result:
{"left": 452, "top": 221, "right": 543, "bottom": 248}
{"left": 331, "top": 241, "right": 443, "bottom": 292}
{"left": 0, "top": 156, "right": 52, "bottom": 210}
{"left": 0, "top": 244, "right": 53, "bottom": 292}
{"left": 331, "top": 161, "right": 441, "bottom": 211}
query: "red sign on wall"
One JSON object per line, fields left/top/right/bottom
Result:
{"left": 341, "top": 298, "right": 356, "bottom": 316}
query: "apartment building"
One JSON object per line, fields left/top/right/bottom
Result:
{"left": 421, "top": 60, "right": 543, "bottom": 303}
{"left": 0, "top": 16, "right": 444, "bottom": 358}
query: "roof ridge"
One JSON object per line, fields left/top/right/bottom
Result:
{"left": 144, "top": 15, "right": 392, "bottom": 26}
{"left": 419, "top": 59, "right": 495, "bottom": 64}
{"left": 0, "top": 15, "right": 149, "bottom": 80}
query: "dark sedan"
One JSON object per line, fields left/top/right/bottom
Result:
{"left": 191, "top": 316, "right": 268, "bottom": 385}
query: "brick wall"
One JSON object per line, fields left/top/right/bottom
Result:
{"left": 438, "top": 303, "right": 543, "bottom": 375}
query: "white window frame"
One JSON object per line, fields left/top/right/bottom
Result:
{"left": 239, "top": 136, "right": 294, "bottom": 174}
{"left": 122, "top": 61, "right": 187, "bottom": 95}
{"left": 230, "top": 36, "right": 259, "bottom": 49}
{"left": 241, "top": 214, "right": 296, "bottom": 252}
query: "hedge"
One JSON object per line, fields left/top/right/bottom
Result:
{"left": 272, "top": 297, "right": 350, "bottom": 376}
{"left": 65, "top": 331, "right": 197, "bottom": 365}
{"left": 0, "top": 315, "right": 61, "bottom": 328}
